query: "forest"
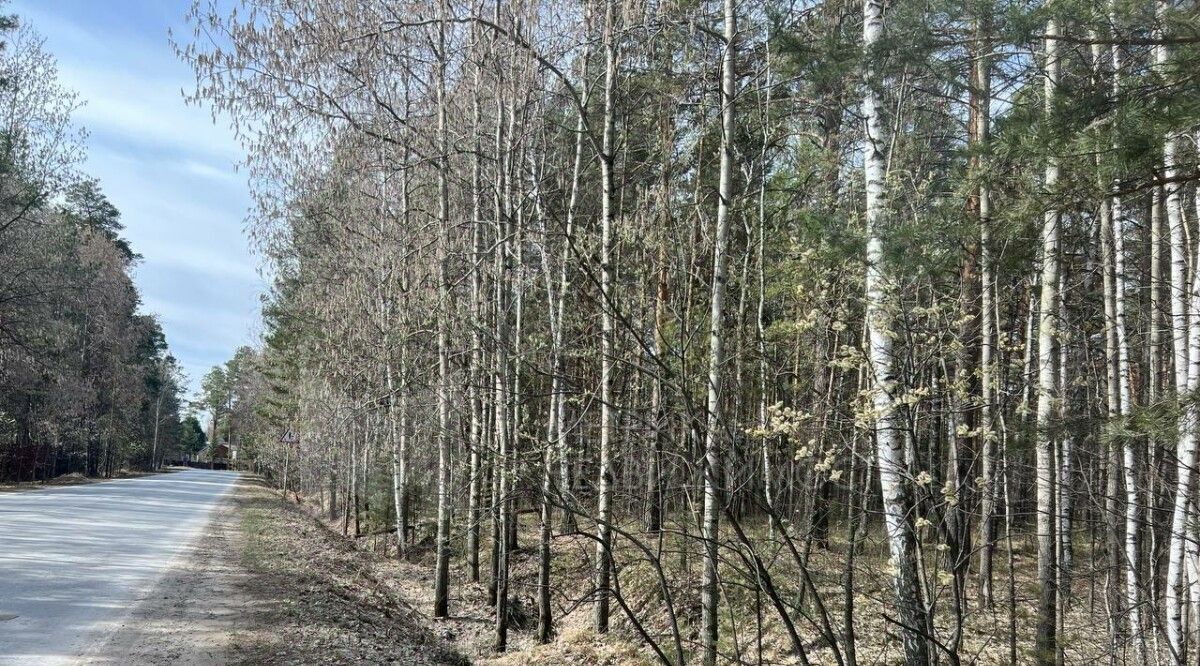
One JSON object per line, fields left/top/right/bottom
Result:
{"left": 0, "top": 14, "right": 193, "bottom": 481}
{"left": 178, "top": 0, "right": 1200, "bottom": 663}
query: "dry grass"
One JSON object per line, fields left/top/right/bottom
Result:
{"left": 232, "top": 480, "right": 467, "bottom": 665}
{"left": 278, "top": 491, "right": 1134, "bottom": 665}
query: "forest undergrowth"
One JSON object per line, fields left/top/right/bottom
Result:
{"left": 282, "top": 486, "right": 1126, "bottom": 665}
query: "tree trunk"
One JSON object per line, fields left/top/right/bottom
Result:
{"left": 699, "top": 3, "right": 736, "bottom": 664}
{"left": 974, "top": 6, "right": 997, "bottom": 607}
{"left": 467, "top": 33, "right": 485, "bottom": 583}
{"left": 432, "top": 0, "right": 452, "bottom": 619}
{"left": 1103, "top": 21, "right": 1147, "bottom": 660}
{"left": 863, "top": 0, "right": 932, "bottom": 660}
{"left": 1033, "top": 14, "right": 1061, "bottom": 664}
{"left": 1162, "top": 0, "right": 1195, "bottom": 652}
{"left": 593, "top": 0, "right": 617, "bottom": 635}
{"left": 1056, "top": 270, "right": 1073, "bottom": 632}
{"left": 555, "top": 22, "right": 590, "bottom": 536}
{"left": 493, "top": 40, "right": 513, "bottom": 651}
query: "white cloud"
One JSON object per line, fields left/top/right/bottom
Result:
{"left": 61, "top": 65, "right": 242, "bottom": 163}
{"left": 179, "top": 158, "right": 240, "bottom": 183}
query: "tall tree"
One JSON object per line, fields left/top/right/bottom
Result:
{"left": 862, "top": 0, "right": 932, "bottom": 660}
{"left": 1034, "top": 9, "right": 1061, "bottom": 662}
{"left": 700, "top": 0, "right": 737, "bottom": 663}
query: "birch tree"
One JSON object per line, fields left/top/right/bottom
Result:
{"left": 862, "top": 0, "right": 932, "bottom": 660}
{"left": 700, "top": 0, "right": 736, "bottom": 663}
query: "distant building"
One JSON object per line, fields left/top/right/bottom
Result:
{"left": 195, "top": 440, "right": 231, "bottom": 469}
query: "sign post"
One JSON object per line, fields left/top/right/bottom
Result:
{"left": 279, "top": 429, "right": 300, "bottom": 500}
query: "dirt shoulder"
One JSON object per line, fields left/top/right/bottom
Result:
{"left": 82, "top": 479, "right": 255, "bottom": 665}
{"left": 86, "top": 477, "right": 466, "bottom": 665}
{"left": 0, "top": 468, "right": 175, "bottom": 493}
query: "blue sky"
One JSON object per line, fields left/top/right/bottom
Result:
{"left": 14, "top": 0, "right": 263, "bottom": 403}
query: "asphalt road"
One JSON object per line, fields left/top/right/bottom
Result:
{"left": 0, "top": 469, "right": 241, "bottom": 665}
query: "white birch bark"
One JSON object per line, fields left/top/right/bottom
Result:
{"left": 700, "top": 1, "right": 736, "bottom": 663}
{"left": 492, "top": 37, "right": 514, "bottom": 649}
{"left": 1161, "top": 0, "right": 1195, "bottom": 654}
{"left": 1110, "top": 38, "right": 1146, "bottom": 662}
{"left": 1186, "top": 497, "right": 1200, "bottom": 651}
{"left": 863, "top": 0, "right": 930, "bottom": 660}
{"left": 593, "top": 0, "right": 617, "bottom": 634}
{"left": 1034, "top": 14, "right": 1060, "bottom": 663}
{"left": 757, "top": 52, "right": 773, "bottom": 534}
{"left": 388, "top": 345, "right": 409, "bottom": 559}
{"left": 1056, "top": 271, "right": 1072, "bottom": 611}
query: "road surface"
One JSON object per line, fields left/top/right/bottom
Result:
{"left": 0, "top": 469, "right": 241, "bottom": 665}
